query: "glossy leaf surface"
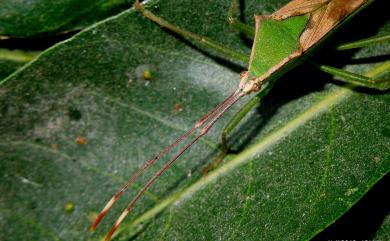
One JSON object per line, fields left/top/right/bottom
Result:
{"left": 0, "top": 1, "right": 389, "bottom": 240}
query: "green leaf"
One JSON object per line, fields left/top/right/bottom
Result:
{"left": 0, "top": 49, "right": 39, "bottom": 80}
{"left": 0, "top": 59, "right": 24, "bottom": 80}
{"left": 0, "top": 0, "right": 132, "bottom": 37}
{"left": 0, "top": 1, "right": 389, "bottom": 241}
{"left": 375, "top": 214, "right": 390, "bottom": 240}
{"left": 311, "top": 173, "right": 390, "bottom": 239}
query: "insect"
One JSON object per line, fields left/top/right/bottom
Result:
{"left": 91, "top": 0, "right": 389, "bottom": 240}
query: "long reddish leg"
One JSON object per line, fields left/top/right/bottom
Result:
{"left": 104, "top": 89, "right": 244, "bottom": 241}
{"left": 90, "top": 89, "right": 240, "bottom": 231}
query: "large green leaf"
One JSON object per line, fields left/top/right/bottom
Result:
{"left": 0, "top": 0, "right": 132, "bottom": 37}
{"left": 0, "top": 1, "right": 389, "bottom": 241}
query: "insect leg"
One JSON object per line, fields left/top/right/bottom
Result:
{"left": 316, "top": 63, "right": 390, "bottom": 91}
{"left": 227, "top": 0, "right": 255, "bottom": 39}
{"left": 312, "top": 34, "right": 390, "bottom": 90}
{"left": 336, "top": 34, "right": 390, "bottom": 50}
{"left": 134, "top": 0, "right": 249, "bottom": 63}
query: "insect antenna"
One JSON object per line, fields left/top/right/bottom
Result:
{"left": 91, "top": 88, "right": 243, "bottom": 234}
{"left": 102, "top": 88, "right": 244, "bottom": 241}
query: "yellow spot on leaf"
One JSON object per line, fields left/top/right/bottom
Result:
{"left": 64, "top": 201, "right": 75, "bottom": 214}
